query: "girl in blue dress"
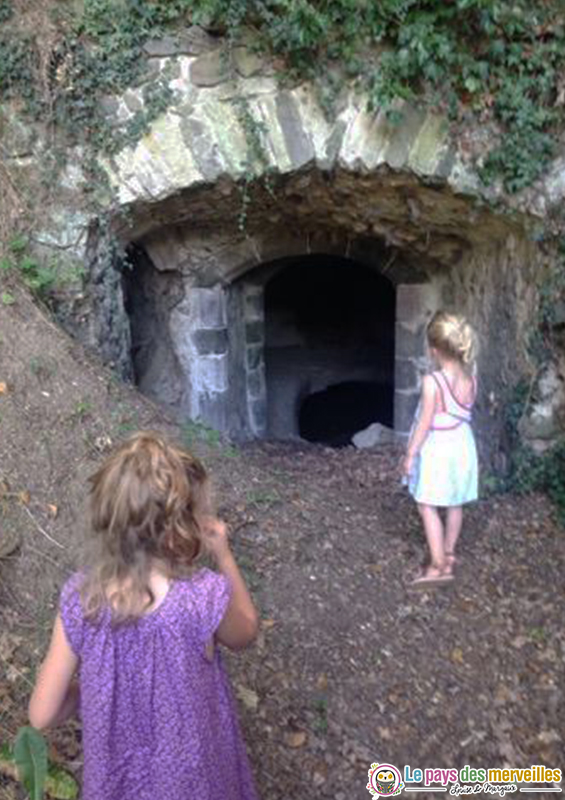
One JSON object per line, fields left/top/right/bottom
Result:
{"left": 402, "top": 311, "right": 478, "bottom": 588}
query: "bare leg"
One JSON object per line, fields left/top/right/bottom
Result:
{"left": 417, "top": 503, "right": 446, "bottom": 573}
{"left": 445, "top": 506, "right": 463, "bottom": 554}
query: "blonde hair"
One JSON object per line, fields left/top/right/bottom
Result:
{"left": 80, "top": 431, "right": 210, "bottom": 622}
{"left": 427, "top": 311, "right": 478, "bottom": 370}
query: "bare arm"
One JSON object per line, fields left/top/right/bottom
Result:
{"left": 403, "top": 375, "right": 437, "bottom": 475}
{"left": 202, "top": 518, "right": 259, "bottom": 650}
{"left": 29, "top": 615, "right": 79, "bottom": 730}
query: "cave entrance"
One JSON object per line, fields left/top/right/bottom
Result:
{"left": 299, "top": 381, "right": 389, "bottom": 447}
{"left": 121, "top": 232, "right": 434, "bottom": 445}
{"left": 263, "top": 255, "right": 395, "bottom": 445}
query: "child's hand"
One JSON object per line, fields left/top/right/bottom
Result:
{"left": 402, "top": 453, "right": 414, "bottom": 477}
{"left": 201, "top": 516, "right": 231, "bottom": 562}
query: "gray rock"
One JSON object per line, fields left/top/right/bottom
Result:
{"left": 247, "top": 367, "right": 265, "bottom": 398}
{"left": 190, "top": 49, "right": 231, "bottom": 87}
{"left": 100, "top": 95, "right": 120, "bottom": 116}
{"left": 233, "top": 46, "right": 265, "bottom": 78}
{"left": 123, "top": 91, "right": 143, "bottom": 114}
{"left": 276, "top": 91, "right": 315, "bottom": 169}
{"left": 0, "top": 108, "right": 36, "bottom": 156}
{"left": 246, "top": 345, "right": 263, "bottom": 370}
{"left": 551, "top": 301, "right": 565, "bottom": 327}
{"left": 177, "top": 26, "right": 218, "bottom": 55}
{"left": 144, "top": 27, "right": 216, "bottom": 58}
{"left": 179, "top": 115, "right": 224, "bottom": 182}
{"left": 395, "top": 358, "right": 418, "bottom": 391}
{"left": 143, "top": 36, "right": 183, "bottom": 58}
{"left": 250, "top": 398, "right": 267, "bottom": 434}
{"left": 352, "top": 423, "right": 397, "bottom": 449}
{"left": 246, "top": 321, "right": 264, "bottom": 344}
{"left": 192, "top": 328, "right": 228, "bottom": 355}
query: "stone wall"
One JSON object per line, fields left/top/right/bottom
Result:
{"left": 1, "top": 26, "right": 560, "bottom": 459}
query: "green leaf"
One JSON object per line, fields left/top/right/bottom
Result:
{"left": 9, "top": 236, "right": 27, "bottom": 255}
{"left": 45, "top": 765, "right": 79, "bottom": 800}
{"left": 14, "top": 726, "right": 48, "bottom": 800}
{"left": 1, "top": 292, "right": 15, "bottom": 306}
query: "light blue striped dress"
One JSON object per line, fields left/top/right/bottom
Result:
{"left": 407, "top": 370, "right": 478, "bottom": 507}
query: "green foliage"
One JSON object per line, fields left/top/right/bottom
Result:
{"left": 1, "top": 731, "right": 78, "bottom": 800}
{"left": 0, "top": 0, "right": 184, "bottom": 160}
{"left": 182, "top": 419, "right": 221, "bottom": 449}
{"left": 1, "top": 239, "right": 56, "bottom": 302}
{"left": 312, "top": 696, "right": 328, "bottom": 734}
{"left": 0, "top": 0, "right": 13, "bottom": 24}
{"left": 504, "top": 378, "right": 565, "bottom": 525}
{"left": 230, "top": 97, "right": 273, "bottom": 230}
{"left": 179, "top": 0, "right": 565, "bottom": 192}
{"left": 0, "top": 237, "right": 84, "bottom": 304}
{"left": 507, "top": 440, "right": 565, "bottom": 525}
{"left": 0, "top": 34, "right": 37, "bottom": 109}
{"left": 13, "top": 726, "right": 48, "bottom": 800}
{"left": 1, "top": 1, "right": 564, "bottom": 191}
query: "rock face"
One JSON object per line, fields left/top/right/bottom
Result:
{"left": 2, "top": 30, "right": 561, "bottom": 459}
{"left": 520, "top": 363, "right": 565, "bottom": 453}
{"left": 352, "top": 423, "right": 398, "bottom": 449}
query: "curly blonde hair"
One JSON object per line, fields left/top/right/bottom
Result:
{"left": 427, "top": 311, "right": 478, "bottom": 370}
{"left": 80, "top": 431, "right": 210, "bottom": 622}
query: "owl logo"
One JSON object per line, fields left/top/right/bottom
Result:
{"left": 367, "top": 763, "right": 404, "bottom": 797}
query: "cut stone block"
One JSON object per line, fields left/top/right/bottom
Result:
{"left": 191, "top": 287, "right": 227, "bottom": 328}
{"left": 192, "top": 329, "right": 228, "bottom": 355}
{"left": 190, "top": 49, "right": 231, "bottom": 87}
{"left": 395, "top": 359, "right": 419, "bottom": 391}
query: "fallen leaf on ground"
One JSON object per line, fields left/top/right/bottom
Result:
{"left": 0, "top": 382, "right": 7, "bottom": 395}
{"left": 286, "top": 730, "right": 307, "bottom": 748}
{"left": 316, "top": 673, "right": 328, "bottom": 691}
{"left": 236, "top": 685, "right": 259, "bottom": 711}
{"left": 0, "top": 631, "right": 23, "bottom": 661}
{"left": 450, "top": 647, "right": 464, "bottom": 665}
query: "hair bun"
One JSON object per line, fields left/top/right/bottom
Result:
{"left": 427, "top": 311, "right": 478, "bottom": 369}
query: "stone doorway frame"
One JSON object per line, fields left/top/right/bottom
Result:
{"left": 173, "top": 232, "right": 441, "bottom": 441}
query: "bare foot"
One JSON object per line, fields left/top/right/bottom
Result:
{"left": 409, "top": 564, "right": 453, "bottom": 589}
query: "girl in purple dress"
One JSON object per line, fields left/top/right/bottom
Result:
{"left": 29, "top": 431, "right": 260, "bottom": 800}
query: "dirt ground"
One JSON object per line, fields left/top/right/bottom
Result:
{"left": 0, "top": 284, "right": 564, "bottom": 800}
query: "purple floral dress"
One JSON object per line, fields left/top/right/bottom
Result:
{"left": 60, "top": 569, "right": 259, "bottom": 800}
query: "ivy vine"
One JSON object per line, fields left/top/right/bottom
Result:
{"left": 184, "top": 0, "right": 565, "bottom": 193}
{"left": 1, "top": 0, "right": 564, "bottom": 193}
{"left": 230, "top": 97, "right": 273, "bottom": 231}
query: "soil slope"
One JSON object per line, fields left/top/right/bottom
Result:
{"left": 0, "top": 285, "right": 563, "bottom": 800}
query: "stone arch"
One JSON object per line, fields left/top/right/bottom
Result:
{"left": 74, "top": 62, "right": 542, "bottom": 458}
{"left": 122, "top": 218, "right": 439, "bottom": 442}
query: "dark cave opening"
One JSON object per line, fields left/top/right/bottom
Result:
{"left": 299, "top": 380, "right": 391, "bottom": 447}
{"left": 264, "top": 254, "right": 395, "bottom": 445}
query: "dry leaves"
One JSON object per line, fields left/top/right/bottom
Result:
{"left": 0, "top": 631, "right": 23, "bottom": 661}
{"left": 286, "top": 730, "right": 307, "bottom": 748}
{"left": 236, "top": 684, "right": 259, "bottom": 711}
{"left": 316, "top": 673, "right": 328, "bottom": 691}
